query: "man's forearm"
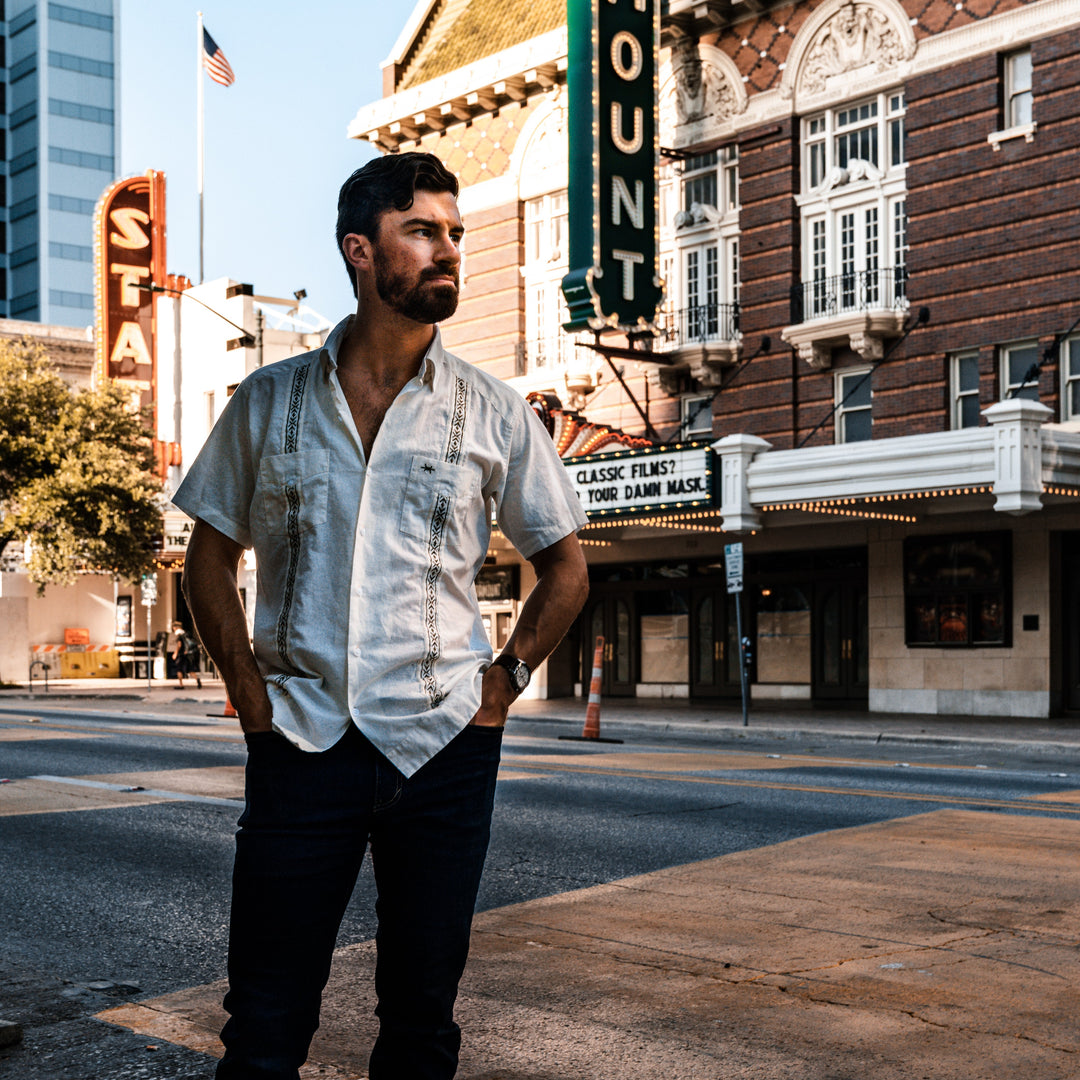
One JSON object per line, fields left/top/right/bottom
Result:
{"left": 183, "top": 520, "right": 272, "bottom": 732}
{"left": 470, "top": 532, "right": 588, "bottom": 726}
{"left": 502, "top": 533, "right": 589, "bottom": 670}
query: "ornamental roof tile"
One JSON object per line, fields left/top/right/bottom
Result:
{"left": 398, "top": 0, "right": 565, "bottom": 91}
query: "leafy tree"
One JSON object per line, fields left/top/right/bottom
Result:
{"left": 0, "top": 338, "right": 163, "bottom": 593}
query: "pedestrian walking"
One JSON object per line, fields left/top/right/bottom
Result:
{"left": 170, "top": 621, "right": 201, "bottom": 689}
{"left": 174, "top": 151, "right": 589, "bottom": 1080}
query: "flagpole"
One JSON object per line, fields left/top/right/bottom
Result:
{"left": 196, "top": 10, "right": 205, "bottom": 283}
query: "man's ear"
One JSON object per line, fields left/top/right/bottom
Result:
{"left": 342, "top": 233, "right": 373, "bottom": 277}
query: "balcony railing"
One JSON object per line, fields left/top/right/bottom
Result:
{"left": 791, "top": 268, "right": 908, "bottom": 324}
{"left": 657, "top": 302, "right": 740, "bottom": 351}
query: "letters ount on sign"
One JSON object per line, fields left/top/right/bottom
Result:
{"left": 93, "top": 171, "right": 167, "bottom": 420}
{"left": 562, "top": 0, "right": 663, "bottom": 334}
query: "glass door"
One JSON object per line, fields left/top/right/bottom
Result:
{"left": 1063, "top": 533, "right": 1080, "bottom": 712}
{"left": 583, "top": 594, "right": 636, "bottom": 697}
{"left": 690, "top": 587, "right": 741, "bottom": 698}
{"left": 814, "top": 580, "right": 869, "bottom": 701}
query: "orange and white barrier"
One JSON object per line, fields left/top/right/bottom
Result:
{"left": 31, "top": 643, "right": 119, "bottom": 678}
{"left": 581, "top": 635, "right": 605, "bottom": 740}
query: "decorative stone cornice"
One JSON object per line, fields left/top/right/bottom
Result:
{"left": 659, "top": 41, "right": 747, "bottom": 152}
{"left": 781, "top": 0, "right": 915, "bottom": 106}
{"left": 347, "top": 28, "right": 567, "bottom": 151}
{"left": 781, "top": 310, "right": 906, "bottom": 370}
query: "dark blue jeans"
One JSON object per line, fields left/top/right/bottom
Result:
{"left": 215, "top": 721, "right": 503, "bottom": 1080}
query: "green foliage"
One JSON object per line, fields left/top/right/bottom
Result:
{"left": 0, "top": 338, "right": 163, "bottom": 592}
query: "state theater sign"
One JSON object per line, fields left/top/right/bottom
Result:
{"left": 562, "top": 0, "right": 662, "bottom": 334}
{"left": 93, "top": 171, "right": 166, "bottom": 421}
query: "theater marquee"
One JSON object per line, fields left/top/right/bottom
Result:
{"left": 561, "top": 0, "right": 662, "bottom": 334}
{"left": 569, "top": 443, "right": 713, "bottom": 518}
{"left": 93, "top": 171, "right": 166, "bottom": 420}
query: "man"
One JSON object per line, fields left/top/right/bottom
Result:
{"left": 170, "top": 621, "right": 201, "bottom": 690}
{"left": 174, "top": 151, "right": 589, "bottom": 1080}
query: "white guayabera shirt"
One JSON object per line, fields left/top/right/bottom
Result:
{"left": 174, "top": 317, "right": 588, "bottom": 777}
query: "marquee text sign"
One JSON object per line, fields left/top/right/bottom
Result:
{"left": 569, "top": 444, "right": 713, "bottom": 517}
{"left": 561, "top": 0, "right": 662, "bottom": 333}
{"left": 94, "top": 171, "right": 166, "bottom": 418}
{"left": 162, "top": 509, "right": 194, "bottom": 555}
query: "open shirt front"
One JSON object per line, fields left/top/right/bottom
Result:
{"left": 173, "top": 318, "right": 588, "bottom": 776}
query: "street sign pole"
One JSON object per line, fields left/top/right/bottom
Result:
{"left": 735, "top": 592, "right": 748, "bottom": 727}
{"left": 725, "top": 542, "right": 749, "bottom": 727}
{"left": 140, "top": 575, "right": 157, "bottom": 690}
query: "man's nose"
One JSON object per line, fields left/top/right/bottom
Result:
{"left": 434, "top": 231, "right": 461, "bottom": 266}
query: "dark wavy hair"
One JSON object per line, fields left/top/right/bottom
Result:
{"left": 336, "top": 152, "right": 459, "bottom": 297}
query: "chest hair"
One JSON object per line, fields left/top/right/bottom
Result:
{"left": 338, "top": 367, "right": 413, "bottom": 459}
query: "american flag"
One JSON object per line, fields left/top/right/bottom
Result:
{"left": 202, "top": 28, "right": 235, "bottom": 86}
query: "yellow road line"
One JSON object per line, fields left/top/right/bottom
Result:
{"left": 499, "top": 759, "right": 1080, "bottom": 815}
{"left": 6, "top": 719, "right": 1075, "bottom": 816}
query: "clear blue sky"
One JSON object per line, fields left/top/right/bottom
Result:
{"left": 119, "top": 2, "right": 408, "bottom": 321}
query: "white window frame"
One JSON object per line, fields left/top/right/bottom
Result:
{"left": 681, "top": 393, "right": 714, "bottom": 439}
{"left": 950, "top": 351, "right": 981, "bottom": 429}
{"left": 1006, "top": 48, "right": 1033, "bottom": 129}
{"left": 834, "top": 367, "right": 873, "bottom": 444}
{"left": 1001, "top": 340, "right": 1041, "bottom": 401}
{"left": 658, "top": 147, "right": 741, "bottom": 348}
{"left": 523, "top": 190, "right": 576, "bottom": 372}
{"left": 988, "top": 48, "right": 1037, "bottom": 149}
{"left": 1061, "top": 336, "right": 1080, "bottom": 421}
{"left": 797, "top": 92, "right": 908, "bottom": 320}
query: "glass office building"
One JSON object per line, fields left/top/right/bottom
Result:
{"left": 6, "top": 0, "right": 118, "bottom": 325}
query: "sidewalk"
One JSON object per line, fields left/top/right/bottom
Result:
{"left": 2, "top": 676, "right": 1078, "bottom": 755}
{"left": 102, "top": 811, "right": 1080, "bottom": 1079}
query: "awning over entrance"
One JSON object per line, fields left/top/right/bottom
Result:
{"left": 714, "top": 399, "right": 1080, "bottom": 533}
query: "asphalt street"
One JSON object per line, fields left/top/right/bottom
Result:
{"left": 2, "top": 696, "right": 1079, "bottom": 1078}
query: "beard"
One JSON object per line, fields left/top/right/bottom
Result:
{"left": 373, "top": 249, "right": 459, "bottom": 324}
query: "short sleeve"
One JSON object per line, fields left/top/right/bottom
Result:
{"left": 494, "top": 399, "right": 589, "bottom": 560}
{"left": 171, "top": 379, "right": 259, "bottom": 549}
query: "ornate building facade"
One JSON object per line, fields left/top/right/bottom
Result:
{"left": 349, "top": 0, "right": 1080, "bottom": 716}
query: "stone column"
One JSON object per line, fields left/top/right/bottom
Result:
{"left": 983, "top": 398, "right": 1053, "bottom": 516}
{"left": 711, "top": 433, "right": 772, "bottom": 533}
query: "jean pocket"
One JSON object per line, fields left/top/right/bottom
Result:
{"left": 244, "top": 729, "right": 285, "bottom": 749}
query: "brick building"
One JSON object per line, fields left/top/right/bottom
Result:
{"left": 349, "top": 0, "right": 1080, "bottom": 716}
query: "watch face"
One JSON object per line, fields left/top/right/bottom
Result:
{"left": 498, "top": 655, "right": 530, "bottom": 691}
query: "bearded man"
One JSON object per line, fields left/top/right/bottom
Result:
{"left": 174, "top": 152, "right": 589, "bottom": 1080}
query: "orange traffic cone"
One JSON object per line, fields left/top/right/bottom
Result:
{"left": 582, "top": 635, "right": 605, "bottom": 739}
{"left": 559, "top": 635, "right": 622, "bottom": 744}
{"left": 208, "top": 691, "right": 239, "bottom": 720}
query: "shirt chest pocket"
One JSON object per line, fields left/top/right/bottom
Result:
{"left": 399, "top": 455, "right": 477, "bottom": 543}
{"left": 255, "top": 450, "right": 330, "bottom": 537}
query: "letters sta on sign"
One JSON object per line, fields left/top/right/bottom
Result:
{"left": 94, "top": 171, "right": 166, "bottom": 418}
{"left": 562, "top": 0, "right": 662, "bottom": 333}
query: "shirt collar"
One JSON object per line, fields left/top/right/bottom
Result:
{"left": 320, "top": 316, "right": 441, "bottom": 389}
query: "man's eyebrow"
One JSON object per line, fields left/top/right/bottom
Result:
{"left": 402, "top": 216, "right": 465, "bottom": 234}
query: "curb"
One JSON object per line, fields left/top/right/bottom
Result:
{"left": 512, "top": 713, "right": 1080, "bottom": 758}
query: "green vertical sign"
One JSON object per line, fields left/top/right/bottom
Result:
{"left": 562, "top": 0, "right": 662, "bottom": 334}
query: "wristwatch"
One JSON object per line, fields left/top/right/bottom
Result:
{"left": 492, "top": 652, "right": 531, "bottom": 694}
